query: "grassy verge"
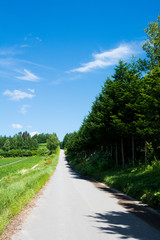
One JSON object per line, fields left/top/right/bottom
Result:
{"left": 0, "top": 148, "right": 59, "bottom": 237}
{"left": 67, "top": 152, "right": 160, "bottom": 211}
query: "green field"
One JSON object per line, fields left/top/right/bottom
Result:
{"left": 0, "top": 157, "right": 27, "bottom": 167}
{"left": 0, "top": 156, "right": 43, "bottom": 179}
{"left": 0, "top": 149, "right": 59, "bottom": 237}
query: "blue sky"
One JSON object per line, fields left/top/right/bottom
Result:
{"left": 1, "top": 0, "right": 160, "bottom": 141}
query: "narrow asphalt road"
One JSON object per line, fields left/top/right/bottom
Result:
{"left": 12, "top": 150, "right": 160, "bottom": 240}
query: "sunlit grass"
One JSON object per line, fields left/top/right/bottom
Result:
{"left": 0, "top": 157, "right": 27, "bottom": 167}
{"left": 0, "top": 156, "right": 43, "bottom": 179}
{"left": 0, "top": 149, "right": 59, "bottom": 237}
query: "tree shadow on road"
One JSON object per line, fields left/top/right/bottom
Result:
{"left": 87, "top": 210, "right": 160, "bottom": 240}
{"left": 94, "top": 186, "right": 160, "bottom": 232}
{"left": 64, "top": 156, "right": 160, "bottom": 234}
{"left": 64, "top": 157, "right": 89, "bottom": 180}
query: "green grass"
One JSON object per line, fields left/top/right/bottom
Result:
{"left": 0, "top": 156, "right": 43, "bottom": 179}
{"left": 0, "top": 157, "right": 27, "bottom": 167}
{"left": 68, "top": 152, "right": 160, "bottom": 211}
{"left": 0, "top": 149, "right": 59, "bottom": 237}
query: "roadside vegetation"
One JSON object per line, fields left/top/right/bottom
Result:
{"left": 0, "top": 131, "right": 60, "bottom": 237}
{"left": 68, "top": 151, "right": 160, "bottom": 211}
{"left": 63, "top": 16, "right": 160, "bottom": 210}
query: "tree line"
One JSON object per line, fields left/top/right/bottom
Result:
{"left": 0, "top": 132, "right": 59, "bottom": 157}
{"left": 63, "top": 16, "right": 160, "bottom": 167}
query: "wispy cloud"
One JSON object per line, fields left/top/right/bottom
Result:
{"left": 0, "top": 58, "right": 15, "bottom": 68}
{"left": 3, "top": 89, "right": 35, "bottom": 101}
{"left": 0, "top": 57, "right": 54, "bottom": 72}
{"left": 16, "top": 69, "right": 40, "bottom": 82}
{"left": 35, "top": 37, "right": 42, "bottom": 42}
{"left": 0, "top": 44, "right": 54, "bottom": 82}
{"left": 51, "top": 74, "right": 82, "bottom": 85}
{"left": 69, "top": 75, "right": 82, "bottom": 81}
{"left": 28, "top": 88, "right": 35, "bottom": 93}
{"left": 0, "top": 47, "right": 17, "bottom": 56}
{"left": 68, "top": 43, "right": 141, "bottom": 73}
{"left": 24, "top": 34, "right": 42, "bottom": 43}
{"left": 20, "top": 104, "right": 30, "bottom": 114}
{"left": 0, "top": 69, "right": 14, "bottom": 79}
{"left": 51, "top": 77, "right": 64, "bottom": 85}
{"left": 20, "top": 44, "right": 29, "bottom": 48}
{"left": 12, "top": 123, "right": 23, "bottom": 129}
{"left": 18, "top": 59, "right": 54, "bottom": 70}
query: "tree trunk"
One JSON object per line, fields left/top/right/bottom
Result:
{"left": 121, "top": 137, "right": 125, "bottom": 167}
{"left": 132, "top": 136, "right": 135, "bottom": 167}
{"left": 115, "top": 141, "right": 118, "bottom": 167}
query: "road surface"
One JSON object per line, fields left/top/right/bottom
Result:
{"left": 12, "top": 150, "right": 160, "bottom": 240}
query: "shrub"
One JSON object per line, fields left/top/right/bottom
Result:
{"left": 141, "top": 192, "right": 160, "bottom": 209}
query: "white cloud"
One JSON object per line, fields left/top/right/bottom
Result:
{"left": 12, "top": 123, "right": 23, "bottom": 129}
{"left": 16, "top": 69, "right": 40, "bottom": 82}
{"left": 30, "top": 131, "right": 39, "bottom": 137}
{"left": 68, "top": 43, "right": 140, "bottom": 73}
{"left": 28, "top": 88, "right": 35, "bottom": 93}
{"left": 20, "top": 105, "right": 30, "bottom": 114}
{"left": 3, "top": 89, "right": 35, "bottom": 101}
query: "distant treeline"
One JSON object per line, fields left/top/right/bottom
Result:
{"left": 63, "top": 16, "right": 160, "bottom": 167}
{"left": 0, "top": 132, "right": 59, "bottom": 157}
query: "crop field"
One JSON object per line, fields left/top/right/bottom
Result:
{"left": 0, "top": 157, "right": 27, "bottom": 167}
{"left": 0, "top": 149, "right": 59, "bottom": 237}
{"left": 0, "top": 156, "right": 43, "bottom": 179}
